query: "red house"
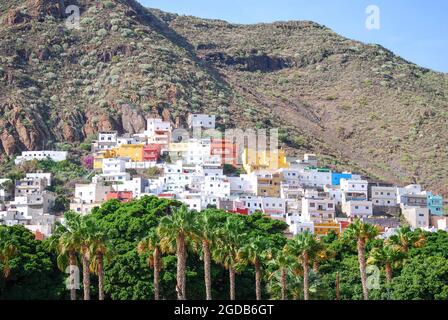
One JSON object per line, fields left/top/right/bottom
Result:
{"left": 231, "top": 208, "right": 249, "bottom": 216}
{"left": 106, "top": 191, "right": 133, "bottom": 203}
{"left": 143, "top": 144, "right": 162, "bottom": 162}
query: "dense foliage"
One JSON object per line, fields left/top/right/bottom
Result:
{"left": 0, "top": 197, "right": 447, "bottom": 300}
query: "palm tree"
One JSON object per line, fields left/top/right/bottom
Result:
{"left": 79, "top": 224, "right": 92, "bottom": 301}
{"left": 212, "top": 217, "right": 246, "bottom": 300}
{"left": 157, "top": 205, "right": 195, "bottom": 300}
{"left": 239, "top": 235, "right": 270, "bottom": 300}
{"left": 88, "top": 221, "right": 109, "bottom": 301}
{"left": 267, "top": 248, "right": 295, "bottom": 300}
{"left": 285, "top": 232, "right": 320, "bottom": 300}
{"left": 52, "top": 212, "right": 83, "bottom": 301}
{"left": 193, "top": 210, "right": 219, "bottom": 300}
{"left": 0, "top": 227, "right": 16, "bottom": 279}
{"left": 138, "top": 230, "right": 163, "bottom": 300}
{"left": 342, "top": 219, "right": 379, "bottom": 300}
{"left": 312, "top": 244, "right": 332, "bottom": 274}
{"left": 368, "top": 243, "right": 404, "bottom": 284}
{"left": 387, "top": 226, "right": 426, "bottom": 253}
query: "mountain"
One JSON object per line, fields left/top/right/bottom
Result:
{"left": 1, "top": 0, "right": 447, "bottom": 195}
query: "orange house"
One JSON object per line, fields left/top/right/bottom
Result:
{"left": 211, "top": 139, "right": 237, "bottom": 166}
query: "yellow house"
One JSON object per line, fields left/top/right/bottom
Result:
{"left": 93, "top": 150, "right": 116, "bottom": 170}
{"left": 242, "top": 148, "right": 289, "bottom": 174}
{"left": 114, "top": 144, "right": 144, "bottom": 162}
{"left": 314, "top": 221, "right": 341, "bottom": 237}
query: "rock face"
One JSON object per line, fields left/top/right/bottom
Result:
{"left": 5, "top": 10, "right": 24, "bottom": 25}
{"left": 204, "top": 51, "right": 292, "bottom": 72}
{"left": 27, "top": 0, "right": 66, "bottom": 19}
{"left": 120, "top": 104, "right": 146, "bottom": 134}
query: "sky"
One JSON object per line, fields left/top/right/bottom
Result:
{"left": 140, "top": 0, "right": 448, "bottom": 73}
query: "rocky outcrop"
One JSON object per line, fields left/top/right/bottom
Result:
{"left": 83, "top": 113, "right": 117, "bottom": 137}
{"left": 5, "top": 10, "right": 25, "bottom": 25}
{"left": 120, "top": 104, "right": 146, "bottom": 134}
{"left": 27, "top": 0, "right": 66, "bottom": 19}
{"left": 203, "top": 51, "right": 292, "bottom": 72}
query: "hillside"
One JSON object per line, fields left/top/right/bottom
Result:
{"left": 1, "top": 0, "right": 447, "bottom": 195}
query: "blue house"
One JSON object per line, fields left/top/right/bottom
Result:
{"left": 427, "top": 192, "right": 444, "bottom": 216}
{"left": 331, "top": 173, "right": 352, "bottom": 186}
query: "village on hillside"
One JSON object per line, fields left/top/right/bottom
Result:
{"left": 0, "top": 114, "right": 446, "bottom": 239}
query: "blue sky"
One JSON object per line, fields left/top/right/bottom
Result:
{"left": 140, "top": 0, "right": 448, "bottom": 73}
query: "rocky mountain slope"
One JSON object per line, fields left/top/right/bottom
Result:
{"left": 1, "top": 0, "right": 447, "bottom": 194}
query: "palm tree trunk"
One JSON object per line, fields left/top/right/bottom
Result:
{"left": 385, "top": 262, "right": 393, "bottom": 284}
{"left": 82, "top": 252, "right": 90, "bottom": 300}
{"left": 313, "top": 260, "right": 319, "bottom": 273}
{"left": 335, "top": 272, "right": 340, "bottom": 300}
{"left": 202, "top": 240, "right": 212, "bottom": 300}
{"left": 69, "top": 252, "right": 77, "bottom": 301}
{"left": 255, "top": 260, "right": 262, "bottom": 300}
{"left": 153, "top": 248, "right": 160, "bottom": 301}
{"left": 176, "top": 233, "right": 186, "bottom": 300}
{"left": 97, "top": 253, "right": 105, "bottom": 301}
{"left": 357, "top": 239, "right": 369, "bottom": 300}
{"left": 281, "top": 268, "right": 287, "bottom": 300}
{"left": 229, "top": 267, "right": 236, "bottom": 300}
{"left": 303, "top": 252, "right": 310, "bottom": 301}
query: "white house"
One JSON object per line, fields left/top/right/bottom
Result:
{"left": 238, "top": 196, "right": 263, "bottom": 214}
{"left": 324, "top": 185, "right": 342, "bottom": 205}
{"left": 342, "top": 200, "right": 373, "bottom": 218}
{"left": 228, "top": 175, "right": 256, "bottom": 195}
{"left": 188, "top": 114, "right": 216, "bottom": 130}
{"left": 70, "top": 183, "right": 112, "bottom": 215}
{"left": 292, "top": 154, "right": 318, "bottom": 170}
{"left": 72, "top": 183, "right": 112, "bottom": 204}
{"left": 301, "top": 196, "right": 335, "bottom": 222}
{"left": 113, "top": 177, "right": 147, "bottom": 199}
{"left": 179, "top": 191, "right": 203, "bottom": 212}
{"left": 93, "top": 131, "right": 118, "bottom": 151}
{"left": 162, "top": 161, "right": 192, "bottom": 194}
{"left": 401, "top": 206, "right": 429, "bottom": 229}
{"left": 278, "top": 168, "right": 301, "bottom": 185}
{"left": 0, "top": 178, "right": 12, "bottom": 201}
{"left": 341, "top": 179, "right": 369, "bottom": 199}
{"left": 261, "top": 197, "right": 286, "bottom": 218}
{"left": 371, "top": 186, "right": 397, "bottom": 207}
{"left": 15, "top": 151, "right": 68, "bottom": 165}
{"left": 286, "top": 215, "right": 314, "bottom": 236}
{"left": 201, "top": 176, "right": 231, "bottom": 199}
{"left": 143, "top": 118, "right": 171, "bottom": 145}
{"left": 299, "top": 167, "right": 332, "bottom": 188}
{"left": 396, "top": 184, "right": 423, "bottom": 204}
{"left": 98, "top": 158, "right": 130, "bottom": 182}
{"left": 25, "top": 172, "right": 52, "bottom": 187}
